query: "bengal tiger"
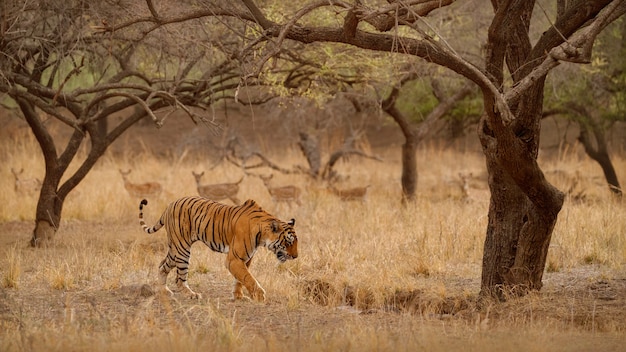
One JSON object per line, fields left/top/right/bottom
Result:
{"left": 138, "top": 196, "right": 298, "bottom": 301}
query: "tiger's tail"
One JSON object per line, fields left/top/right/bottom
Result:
{"left": 139, "top": 199, "right": 163, "bottom": 234}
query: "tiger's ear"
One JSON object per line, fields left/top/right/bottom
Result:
{"left": 271, "top": 221, "right": 280, "bottom": 232}
{"left": 288, "top": 218, "right": 295, "bottom": 227}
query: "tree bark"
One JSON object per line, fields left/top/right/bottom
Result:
{"left": 400, "top": 141, "right": 418, "bottom": 203}
{"left": 479, "top": 79, "right": 566, "bottom": 298}
{"left": 477, "top": 0, "right": 570, "bottom": 299}
{"left": 382, "top": 85, "right": 418, "bottom": 203}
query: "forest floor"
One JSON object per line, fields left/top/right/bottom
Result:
{"left": 1, "top": 220, "right": 626, "bottom": 351}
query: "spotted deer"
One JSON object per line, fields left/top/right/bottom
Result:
{"left": 192, "top": 171, "right": 243, "bottom": 204}
{"left": 458, "top": 172, "right": 489, "bottom": 203}
{"left": 119, "top": 169, "right": 162, "bottom": 199}
{"left": 11, "top": 168, "right": 42, "bottom": 195}
{"left": 329, "top": 185, "right": 370, "bottom": 201}
{"left": 259, "top": 174, "right": 302, "bottom": 206}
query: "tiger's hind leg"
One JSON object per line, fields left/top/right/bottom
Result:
{"left": 158, "top": 256, "right": 175, "bottom": 297}
{"left": 173, "top": 253, "right": 202, "bottom": 300}
{"left": 160, "top": 241, "right": 201, "bottom": 299}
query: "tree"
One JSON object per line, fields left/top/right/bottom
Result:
{"left": 220, "top": 97, "right": 382, "bottom": 182}
{"left": 544, "top": 17, "right": 626, "bottom": 197}
{"left": 565, "top": 103, "right": 622, "bottom": 196}
{"left": 222, "top": 0, "right": 626, "bottom": 298}
{"left": 0, "top": 1, "right": 261, "bottom": 246}
{"left": 382, "top": 73, "right": 473, "bottom": 203}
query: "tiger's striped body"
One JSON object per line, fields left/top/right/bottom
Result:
{"left": 139, "top": 196, "right": 297, "bottom": 301}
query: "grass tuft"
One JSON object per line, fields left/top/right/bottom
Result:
{"left": 2, "top": 244, "right": 21, "bottom": 289}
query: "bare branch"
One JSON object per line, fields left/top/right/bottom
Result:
{"left": 506, "top": 0, "right": 626, "bottom": 107}
{"left": 145, "top": 0, "right": 162, "bottom": 22}
{"left": 321, "top": 149, "right": 382, "bottom": 180}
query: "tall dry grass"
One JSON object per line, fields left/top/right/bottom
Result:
{"left": 1, "top": 129, "right": 625, "bottom": 351}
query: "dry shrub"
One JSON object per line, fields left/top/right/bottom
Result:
{"left": 383, "top": 288, "right": 474, "bottom": 315}
{"left": 301, "top": 278, "right": 337, "bottom": 306}
{"left": 300, "top": 278, "right": 476, "bottom": 316}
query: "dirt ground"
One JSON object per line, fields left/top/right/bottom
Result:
{"left": 1, "top": 221, "right": 625, "bottom": 351}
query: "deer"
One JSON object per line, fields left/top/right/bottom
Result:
{"left": 192, "top": 171, "right": 243, "bottom": 204}
{"left": 259, "top": 174, "right": 302, "bottom": 206}
{"left": 119, "top": 169, "right": 162, "bottom": 199}
{"left": 329, "top": 184, "right": 370, "bottom": 202}
{"left": 11, "top": 168, "right": 42, "bottom": 195}
{"left": 458, "top": 172, "right": 489, "bottom": 204}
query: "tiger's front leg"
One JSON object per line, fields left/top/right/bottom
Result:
{"left": 231, "top": 257, "right": 253, "bottom": 300}
{"left": 226, "top": 255, "right": 265, "bottom": 302}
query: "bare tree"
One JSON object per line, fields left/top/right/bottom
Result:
{"left": 543, "top": 18, "right": 626, "bottom": 197}
{"left": 219, "top": 109, "right": 381, "bottom": 182}
{"left": 564, "top": 104, "right": 622, "bottom": 196}
{"left": 0, "top": 1, "right": 257, "bottom": 246}
{"left": 382, "top": 74, "right": 473, "bottom": 203}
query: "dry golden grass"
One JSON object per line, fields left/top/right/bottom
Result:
{"left": 1, "top": 131, "right": 625, "bottom": 351}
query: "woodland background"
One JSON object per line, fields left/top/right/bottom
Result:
{"left": 1, "top": 0, "right": 626, "bottom": 351}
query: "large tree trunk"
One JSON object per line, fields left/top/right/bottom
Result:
{"left": 30, "top": 146, "right": 80, "bottom": 246}
{"left": 16, "top": 98, "right": 70, "bottom": 246}
{"left": 476, "top": 1, "right": 566, "bottom": 299}
{"left": 31, "top": 181, "right": 65, "bottom": 247}
{"left": 478, "top": 83, "right": 565, "bottom": 299}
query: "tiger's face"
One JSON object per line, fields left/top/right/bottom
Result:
{"left": 266, "top": 218, "right": 298, "bottom": 263}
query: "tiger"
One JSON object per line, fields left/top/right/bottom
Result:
{"left": 138, "top": 196, "right": 298, "bottom": 301}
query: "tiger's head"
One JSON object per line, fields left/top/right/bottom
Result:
{"left": 265, "top": 218, "right": 298, "bottom": 263}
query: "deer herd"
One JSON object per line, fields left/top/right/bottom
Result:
{"left": 114, "top": 168, "right": 369, "bottom": 205}
{"left": 9, "top": 161, "right": 500, "bottom": 207}
{"left": 11, "top": 164, "right": 594, "bottom": 206}
{"left": 10, "top": 166, "right": 371, "bottom": 205}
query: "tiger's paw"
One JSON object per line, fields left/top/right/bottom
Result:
{"left": 187, "top": 292, "right": 202, "bottom": 300}
{"left": 181, "top": 287, "right": 202, "bottom": 300}
{"left": 231, "top": 295, "right": 252, "bottom": 302}
{"left": 251, "top": 288, "right": 266, "bottom": 302}
{"left": 160, "top": 286, "right": 174, "bottom": 297}
{"left": 232, "top": 291, "right": 250, "bottom": 301}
